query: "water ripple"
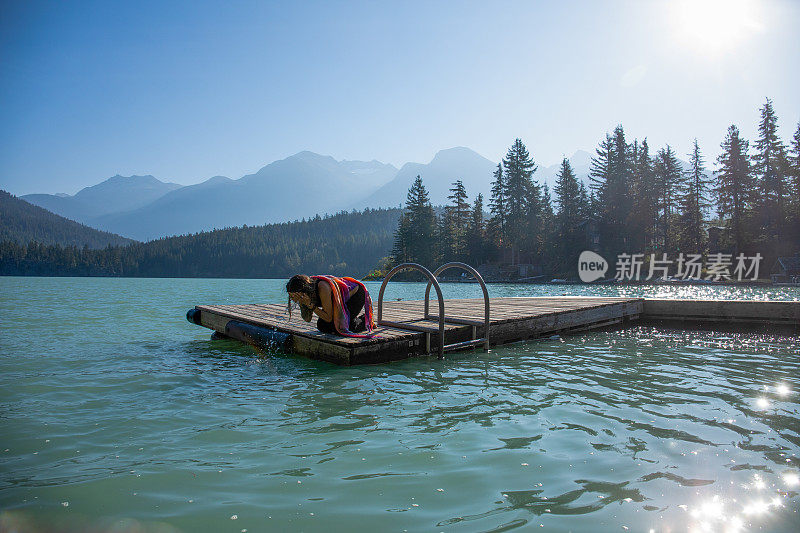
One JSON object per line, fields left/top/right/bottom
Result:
{"left": 1, "top": 278, "right": 799, "bottom": 532}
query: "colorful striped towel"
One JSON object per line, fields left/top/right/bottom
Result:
{"left": 311, "top": 275, "right": 376, "bottom": 338}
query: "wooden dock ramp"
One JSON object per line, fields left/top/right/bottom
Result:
{"left": 188, "top": 296, "right": 643, "bottom": 365}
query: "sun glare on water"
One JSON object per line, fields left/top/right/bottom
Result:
{"left": 672, "top": 0, "right": 763, "bottom": 54}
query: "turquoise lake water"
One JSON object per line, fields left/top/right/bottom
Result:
{"left": 1, "top": 277, "right": 799, "bottom": 532}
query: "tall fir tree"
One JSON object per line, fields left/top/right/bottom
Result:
{"left": 390, "top": 175, "right": 437, "bottom": 268}
{"left": 753, "top": 98, "right": 790, "bottom": 246}
{"left": 466, "top": 193, "right": 486, "bottom": 266}
{"left": 488, "top": 163, "right": 507, "bottom": 248}
{"left": 653, "top": 145, "right": 683, "bottom": 253}
{"left": 553, "top": 158, "right": 583, "bottom": 270}
{"left": 444, "top": 179, "right": 470, "bottom": 260}
{"left": 390, "top": 212, "right": 412, "bottom": 265}
{"left": 524, "top": 173, "right": 544, "bottom": 260}
{"left": 714, "top": 125, "right": 754, "bottom": 254}
{"left": 589, "top": 134, "right": 613, "bottom": 198}
{"left": 677, "top": 139, "right": 711, "bottom": 253}
{"left": 538, "top": 184, "right": 555, "bottom": 266}
{"left": 577, "top": 181, "right": 591, "bottom": 221}
{"left": 434, "top": 211, "right": 449, "bottom": 266}
{"left": 790, "top": 122, "right": 800, "bottom": 221}
{"left": 590, "top": 126, "right": 633, "bottom": 256}
{"left": 502, "top": 139, "right": 538, "bottom": 261}
{"left": 554, "top": 158, "right": 581, "bottom": 222}
{"left": 629, "top": 139, "right": 658, "bottom": 253}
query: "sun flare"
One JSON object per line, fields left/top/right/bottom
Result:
{"left": 672, "top": 0, "right": 763, "bottom": 54}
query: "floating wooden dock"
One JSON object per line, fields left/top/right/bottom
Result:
{"left": 187, "top": 296, "right": 800, "bottom": 365}
{"left": 188, "top": 297, "right": 637, "bottom": 365}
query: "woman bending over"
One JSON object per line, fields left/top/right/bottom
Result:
{"left": 286, "top": 274, "right": 375, "bottom": 337}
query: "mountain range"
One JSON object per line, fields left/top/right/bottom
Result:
{"left": 22, "top": 174, "right": 182, "bottom": 222}
{"left": 21, "top": 148, "right": 593, "bottom": 242}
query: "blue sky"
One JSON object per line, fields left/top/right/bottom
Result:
{"left": 1, "top": 0, "right": 798, "bottom": 195}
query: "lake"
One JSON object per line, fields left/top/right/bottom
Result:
{"left": 1, "top": 277, "right": 799, "bottom": 532}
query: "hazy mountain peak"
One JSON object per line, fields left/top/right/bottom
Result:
{"left": 288, "top": 150, "right": 338, "bottom": 164}
{"left": 339, "top": 158, "right": 397, "bottom": 168}
{"left": 569, "top": 150, "right": 592, "bottom": 167}
{"left": 22, "top": 173, "right": 184, "bottom": 223}
{"left": 355, "top": 146, "right": 497, "bottom": 209}
{"left": 77, "top": 174, "right": 178, "bottom": 196}
{"left": 204, "top": 175, "right": 232, "bottom": 185}
{"left": 396, "top": 161, "right": 426, "bottom": 172}
{"left": 430, "top": 146, "right": 489, "bottom": 164}
{"left": 339, "top": 159, "right": 397, "bottom": 174}
{"left": 101, "top": 174, "right": 163, "bottom": 185}
{"left": 244, "top": 151, "right": 343, "bottom": 184}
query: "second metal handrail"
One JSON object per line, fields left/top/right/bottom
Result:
{"left": 424, "top": 262, "right": 490, "bottom": 352}
{"left": 376, "top": 262, "right": 491, "bottom": 358}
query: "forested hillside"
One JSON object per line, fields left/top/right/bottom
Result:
{"left": 0, "top": 208, "right": 401, "bottom": 278}
{"left": 0, "top": 190, "right": 134, "bottom": 249}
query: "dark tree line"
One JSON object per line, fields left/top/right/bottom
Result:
{"left": 389, "top": 98, "right": 800, "bottom": 278}
{"left": 0, "top": 208, "right": 401, "bottom": 278}
{"left": 0, "top": 189, "right": 133, "bottom": 248}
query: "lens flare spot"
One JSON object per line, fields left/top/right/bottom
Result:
{"left": 742, "top": 499, "right": 769, "bottom": 515}
{"left": 729, "top": 516, "right": 744, "bottom": 532}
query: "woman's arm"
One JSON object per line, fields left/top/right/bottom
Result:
{"left": 314, "top": 281, "right": 334, "bottom": 322}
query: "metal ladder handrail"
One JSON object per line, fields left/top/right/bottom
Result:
{"left": 377, "top": 263, "right": 446, "bottom": 359}
{"left": 424, "top": 262, "right": 490, "bottom": 352}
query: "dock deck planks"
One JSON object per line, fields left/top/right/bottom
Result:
{"left": 192, "top": 296, "right": 644, "bottom": 365}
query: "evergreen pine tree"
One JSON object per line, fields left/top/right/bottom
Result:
{"left": 488, "top": 163, "right": 507, "bottom": 248}
{"left": 524, "top": 175, "right": 544, "bottom": 260}
{"left": 753, "top": 98, "right": 790, "bottom": 245}
{"left": 589, "top": 134, "right": 612, "bottom": 198}
{"left": 715, "top": 125, "right": 754, "bottom": 254}
{"left": 653, "top": 145, "right": 683, "bottom": 253}
{"left": 555, "top": 158, "right": 581, "bottom": 222}
{"left": 434, "top": 211, "right": 449, "bottom": 266}
{"left": 590, "top": 126, "right": 633, "bottom": 256}
{"left": 629, "top": 139, "right": 658, "bottom": 253}
{"left": 677, "top": 139, "right": 711, "bottom": 253}
{"left": 447, "top": 180, "right": 470, "bottom": 223}
{"left": 790, "top": 122, "right": 800, "bottom": 221}
{"left": 538, "top": 184, "right": 555, "bottom": 267}
{"left": 577, "top": 181, "right": 591, "bottom": 221}
{"left": 502, "top": 138, "right": 538, "bottom": 262}
{"left": 445, "top": 179, "right": 470, "bottom": 260}
{"left": 391, "top": 175, "right": 436, "bottom": 268}
{"left": 553, "top": 158, "right": 583, "bottom": 270}
{"left": 466, "top": 194, "right": 486, "bottom": 266}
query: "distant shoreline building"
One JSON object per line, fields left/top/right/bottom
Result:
{"left": 771, "top": 255, "right": 800, "bottom": 284}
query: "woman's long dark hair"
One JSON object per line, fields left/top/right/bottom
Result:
{"left": 286, "top": 274, "right": 318, "bottom": 318}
